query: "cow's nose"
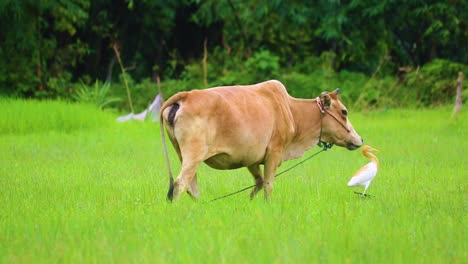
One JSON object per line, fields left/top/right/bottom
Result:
{"left": 360, "top": 137, "right": 364, "bottom": 144}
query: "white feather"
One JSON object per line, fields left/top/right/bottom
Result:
{"left": 347, "top": 162, "right": 377, "bottom": 187}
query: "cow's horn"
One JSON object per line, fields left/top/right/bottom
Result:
{"left": 334, "top": 88, "right": 340, "bottom": 94}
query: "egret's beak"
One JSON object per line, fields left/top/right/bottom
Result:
{"left": 369, "top": 147, "right": 380, "bottom": 153}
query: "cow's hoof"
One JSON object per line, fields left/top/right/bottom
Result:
{"left": 188, "top": 190, "right": 199, "bottom": 201}
{"left": 249, "top": 192, "right": 256, "bottom": 200}
{"left": 166, "top": 195, "right": 174, "bottom": 203}
{"left": 250, "top": 187, "right": 261, "bottom": 200}
{"left": 167, "top": 186, "right": 175, "bottom": 202}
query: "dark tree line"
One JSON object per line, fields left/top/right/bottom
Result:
{"left": 0, "top": 0, "right": 466, "bottom": 98}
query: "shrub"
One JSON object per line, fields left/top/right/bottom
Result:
{"left": 403, "top": 59, "right": 467, "bottom": 106}
{"left": 244, "top": 50, "right": 280, "bottom": 83}
{"left": 352, "top": 77, "right": 395, "bottom": 109}
{"left": 132, "top": 78, "right": 163, "bottom": 112}
{"left": 291, "top": 56, "right": 322, "bottom": 74}
{"left": 40, "top": 72, "right": 74, "bottom": 99}
{"left": 72, "top": 80, "right": 122, "bottom": 110}
{"left": 109, "top": 74, "right": 161, "bottom": 113}
{"left": 159, "top": 79, "right": 192, "bottom": 99}
{"left": 281, "top": 72, "right": 321, "bottom": 98}
{"left": 209, "top": 50, "right": 281, "bottom": 87}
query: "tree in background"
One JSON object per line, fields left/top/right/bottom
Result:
{"left": 0, "top": 0, "right": 465, "bottom": 106}
{"left": 0, "top": 0, "right": 90, "bottom": 97}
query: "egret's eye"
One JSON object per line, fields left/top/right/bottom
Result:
{"left": 341, "top": 109, "right": 348, "bottom": 116}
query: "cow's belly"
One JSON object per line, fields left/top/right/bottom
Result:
{"left": 204, "top": 152, "right": 263, "bottom": 170}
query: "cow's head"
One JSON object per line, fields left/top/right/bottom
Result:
{"left": 318, "top": 89, "right": 363, "bottom": 150}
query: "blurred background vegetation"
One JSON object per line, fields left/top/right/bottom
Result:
{"left": 0, "top": 0, "right": 466, "bottom": 111}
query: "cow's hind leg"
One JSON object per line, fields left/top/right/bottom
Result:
{"left": 169, "top": 160, "right": 203, "bottom": 201}
{"left": 187, "top": 174, "right": 199, "bottom": 200}
{"left": 248, "top": 165, "right": 263, "bottom": 200}
{"left": 173, "top": 145, "right": 200, "bottom": 200}
{"left": 168, "top": 137, "right": 208, "bottom": 201}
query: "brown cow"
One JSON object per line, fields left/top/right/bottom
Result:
{"left": 160, "top": 80, "right": 363, "bottom": 201}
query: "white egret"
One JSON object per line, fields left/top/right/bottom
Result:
{"left": 348, "top": 145, "right": 380, "bottom": 197}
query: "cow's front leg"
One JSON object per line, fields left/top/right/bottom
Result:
{"left": 247, "top": 164, "right": 263, "bottom": 200}
{"left": 263, "top": 151, "right": 282, "bottom": 200}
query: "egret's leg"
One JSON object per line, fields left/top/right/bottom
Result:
{"left": 362, "top": 182, "right": 371, "bottom": 197}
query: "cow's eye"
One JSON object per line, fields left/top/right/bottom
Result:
{"left": 341, "top": 109, "right": 348, "bottom": 116}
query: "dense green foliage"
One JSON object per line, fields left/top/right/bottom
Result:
{"left": 0, "top": 0, "right": 466, "bottom": 109}
{"left": 1, "top": 100, "right": 466, "bottom": 262}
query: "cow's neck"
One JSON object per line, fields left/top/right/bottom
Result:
{"left": 283, "top": 97, "right": 322, "bottom": 161}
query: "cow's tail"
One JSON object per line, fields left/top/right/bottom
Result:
{"left": 159, "top": 92, "right": 185, "bottom": 201}
{"left": 159, "top": 112, "right": 174, "bottom": 201}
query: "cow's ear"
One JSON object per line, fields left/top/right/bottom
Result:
{"left": 320, "top": 91, "right": 331, "bottom": 109}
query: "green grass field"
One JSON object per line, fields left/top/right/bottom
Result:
{"left": 1, "top": 99, "right": 466, "bottom": 263}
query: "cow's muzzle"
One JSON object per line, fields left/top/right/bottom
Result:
{"left": 347, "top": 137, "right": 363, "bottom": 150}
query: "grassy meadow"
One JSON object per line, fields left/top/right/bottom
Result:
{"left": 0, "top": 98, "right": 466, "bottom": 263}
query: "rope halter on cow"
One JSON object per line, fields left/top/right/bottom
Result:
{"left": 315, "top": 97, "right": 351, "bottom": 151}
